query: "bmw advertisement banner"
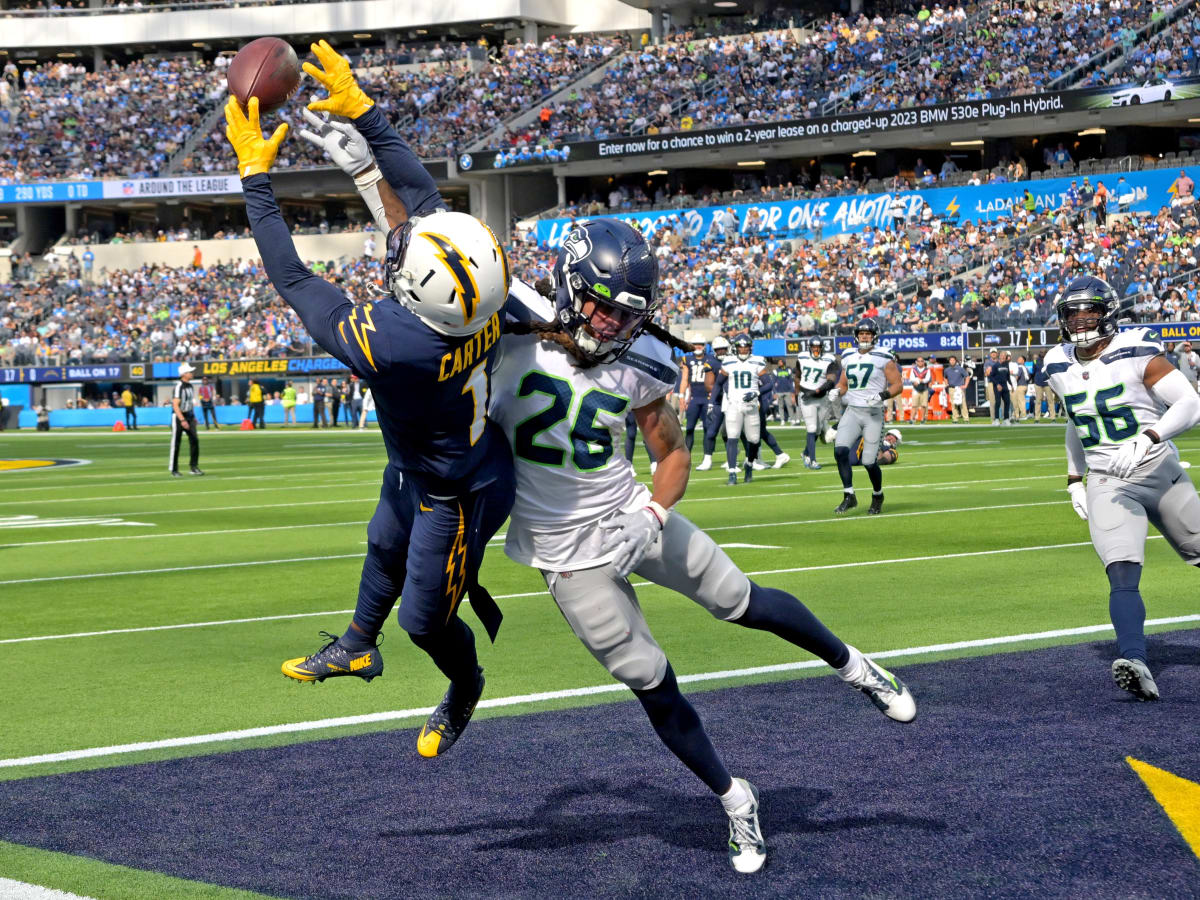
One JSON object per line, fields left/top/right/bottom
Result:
{"left": 533, "top": 165, "right": 1200, "bottom": 248}
{"left": 483, "top": 76, "right": 1200, "bottom": 170}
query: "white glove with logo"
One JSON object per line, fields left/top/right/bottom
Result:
{"left": 1111, "top": 433, "right": 1155, "bottom": 480}
{"left": 600, "top": 507, "right": 664, "bottom": 577}
{"left": 298, "top": 107, "right": 373, "bottom": 177}
{"left": 1068, "top": 481, "right": 1089, "bottom": 521}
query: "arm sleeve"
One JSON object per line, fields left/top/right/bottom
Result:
{"left": 351, "top": 106, "right": 446, "bottom": 217}
{"left": 1065, "top": 423, "right": 1087, "bottom": 478}
{"left": 1149, "top": 368, "right": 1200, "bottom": 442}
{"left": 712, "top": 372, "right": 727, "bottom": 408}
{"left": 242, "top": 174, "right": 377, "bottom": 372}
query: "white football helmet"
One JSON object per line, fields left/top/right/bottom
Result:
{"left": 711, "top": 335, "right": 730, "bottom": 356}
{"left": 383, "top": 210, "right": 511, "bottom": 337}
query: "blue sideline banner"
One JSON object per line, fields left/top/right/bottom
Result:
{"left": 1125, "top": 321, "right": 1200, "bottom": 342}
{"left": 0, "top": 181, "right": 103, "bottom": 204}
{"left": 534, "top": 166, "right": 1199, "bottom": 248}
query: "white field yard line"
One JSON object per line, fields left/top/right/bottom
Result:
{"left": 2, "top": 496, "right": 1070, "bottom": 554}
{"left": 0, "top": 471, "right": 1057, "bottom": 513}
{"left": 0, "top": 879, "right": 95, "bottom": 900}
{"left": 1, "top": 534, "right": 1133, "bottom": 638}
{"left": 485, "top": 498, "right": 1065, "bottom": 544}
{"left": 0, "top": 520, "right": 372, "bottom": 549}
{"left": 0, "top": 462, "right": 382, "bottom": 494}
{"left": 0, "top": 480, "right": 381, "bottom": 507}
{"left": 4, "top": 611, "right": 1199, "bottom": 770}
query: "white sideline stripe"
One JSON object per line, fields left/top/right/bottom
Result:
{"left": 0, "top": 536, "right": 1130, "bottom": 641}
{"left": 0, "top": 465, "right": 380, "bottom": 496}
{"left": 0, "top": 480, "right": 379, "bottom": 507}
{"left": 0, "top": 554, "right": 364, "bottom": 586}
{"left": 0, "top": 520, "right": 371, "bottom": 548}
{"left": 0, "top": 879, "right": 95, "bottom": 900}
{"left": 4, "top": 612, "right": 1199, "bottom": 769}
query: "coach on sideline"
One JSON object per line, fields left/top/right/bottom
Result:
{"left": 170, "top": 363, "right": 204, "bottom": 477}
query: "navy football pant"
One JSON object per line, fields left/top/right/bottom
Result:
{"left": 702, "top": 408, "right": 723, "bottom": 456}
{"left": 352, "top": 462, "right": 515, "bottom": 644}
{"left": 684, "top": 399, "right": 708, "bottom": 452}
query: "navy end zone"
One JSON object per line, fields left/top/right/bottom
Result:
{"left": 1, "top": 633, "right": 1198, "bottom": 898}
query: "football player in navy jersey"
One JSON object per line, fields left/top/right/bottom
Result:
{"left": 680, "top": 333, "right": 716, "bottom": 460}
{"left": 225, "top": 42, "right": 516, "bottom": 758}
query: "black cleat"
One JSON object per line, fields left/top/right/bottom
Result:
{"left": 190, "top": 467, "right": 205, "bottom": 476}
{"left": 170, "top": 470, "right": 183, "bottom": 477}
{"left": 418, "top": 666, "right": 485, "bottom": 757}
{"left": 282, "top": 631, "right": 383, "bottom": 683}
{"left": 834, "top": 492, "right": 858, "bottom": 514}
{"left": 744, "top": 462, "right": 753, "bottom": 484}
{"left": 868, "top": 493, "right": 884, "bottom": 515}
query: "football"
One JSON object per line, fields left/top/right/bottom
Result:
{"left": 227, "top": 37, "right": 301, "bottom": 114}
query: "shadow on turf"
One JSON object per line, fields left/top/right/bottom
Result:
{"left": 1089, "top": 636, "right": 1200, "bottom": 670}
{"left": 384, "top": 779, "right": 948, "bottom": 852}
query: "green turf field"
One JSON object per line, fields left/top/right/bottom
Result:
{"left": 1, "top": 422, "right": 1198, "bottom": 897}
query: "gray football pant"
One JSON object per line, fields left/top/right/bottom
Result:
{"left": 835, "top": 405, "right": 884, "bottom": 463}
{"left": 1087, "top": 454, "right": 1200, "bottom": 567}
{"left": 541, "top": 513, "right": 751, "bottom": 691}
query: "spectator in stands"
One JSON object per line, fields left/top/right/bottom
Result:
{"left": 1175, "top": 169, "right": 1195, "bottom": 207}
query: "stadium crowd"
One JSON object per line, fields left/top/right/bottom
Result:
{"left": 7, "top": 196, "right": 1196, "bottom": 367}
{"left": 1, "top": 2, "right": 1192, "bottom": 180}
{"left": 0, "top": 56, "right": 225, "bottom": 182}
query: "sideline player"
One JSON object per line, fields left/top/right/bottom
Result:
{"left": 794, "top": 337, "right": 840, "bottom": 469}
{"left": 225, "top": 44, "right": 515, "bottom": 757}
{"left": 680, "top": 333, "right": 716, "bottom": 459}
{"left": 714, "top": 335, "right": 768, "bottom": 485}
{"left": 833, "top": 319, "right": 902, "bottom": 514}
{"left": 1039, "top": 275, "right": 1200, "bottom": 701}
{"left": 496, "top": 221, "right": 915, "bottom": 873}
{"left": 696, "top": 335, "right": 730, "bottom": 470}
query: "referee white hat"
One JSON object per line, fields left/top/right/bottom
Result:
{"left": 178, "top": 363, "right": 195, "bottom": 375}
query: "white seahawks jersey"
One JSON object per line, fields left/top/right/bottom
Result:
{"left": 490, "top": 281, "right": 678, "bottom": 570}
{"left": 721, "top": 354, "right": 766, "bottom": 405}
{"left": 1040, "top": 328, "right": 1170, "bottom": 475}
{"left": 796, "top": 353, "right": 838, "bottom": 395}
{"left": 841, "top": 346, "right": 894, "bottom": 407}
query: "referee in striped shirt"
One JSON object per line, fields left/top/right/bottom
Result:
{"left": 170, "top": 363, "right": 204, "bottom": 477}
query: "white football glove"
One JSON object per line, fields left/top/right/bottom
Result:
{"left": 1111, "top": 433, "right": 1155, "bottom": 480}
{"left": 1068, "top": 481, "right": 1089, "bottom": 521}
{"left": 298, "top": 106, "right": 373, "bottom": 177}
{"left": 600, "top": 507, "right": 663, "bottom": 577}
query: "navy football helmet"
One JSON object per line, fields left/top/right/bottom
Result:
{"left": 853, "top": 318, "right": 879, "bottom": 352}
{"left": 734, "top": 334, "right": 754, "bottom": 361}
{"left": 809, "top": 337, "right": 825, "bottom": 358}
{"left": 553, "top": 220, "right": 658, "bottom": 364}
{"left": 1055, "top": 275, "right": 1123, "bottom": 349}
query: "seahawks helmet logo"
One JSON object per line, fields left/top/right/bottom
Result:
{"left": 562, "top": 228, "right": 592, "bottom": 265}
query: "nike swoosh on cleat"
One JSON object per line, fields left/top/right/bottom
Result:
{"left": 324, "top": 663, "right": 348, "bottom": 672}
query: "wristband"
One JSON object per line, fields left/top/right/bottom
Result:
{"left": 645, "top": 500, "right": 670, "bottom": 529}
{"left": 353, "top": 166, "right": 383, "bottom": 191}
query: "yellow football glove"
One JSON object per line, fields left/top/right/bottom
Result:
{"left": 304, "top": 39, "right": 374, "bottom": 119}
{"left": 225, "top": 96, "right": 289, "bottom": 179}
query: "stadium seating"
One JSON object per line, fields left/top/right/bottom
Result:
{"left": 5, "top": 204, "right": 1197, "bottom": 367}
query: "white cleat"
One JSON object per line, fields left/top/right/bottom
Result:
{"left": 853, "top": 658, "right": 917, "bottom": 722}
{"left": 1112, "top": 658, "right": 1160, "bottom": 701}
{"left": 726, "top": 779, "right": 767, "bottom": 874}
{"left": 773, "top": 452, "right": 790, "bottom": 469}
{"left": 752, "top": 460, "right": 769, "bottom": 470}
{"left": 696, "top": 455, "right": 713, "bottom": 471}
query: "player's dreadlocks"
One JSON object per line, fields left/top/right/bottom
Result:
{"left": 503, "top": 278, "right": 693, "bottom": 367}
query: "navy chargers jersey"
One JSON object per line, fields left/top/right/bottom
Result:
{"left": 684, "top": 353, "right": 717, "bottom": 401}
{"left": 242, "top": 173, "right": 506, "bottom": 494}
